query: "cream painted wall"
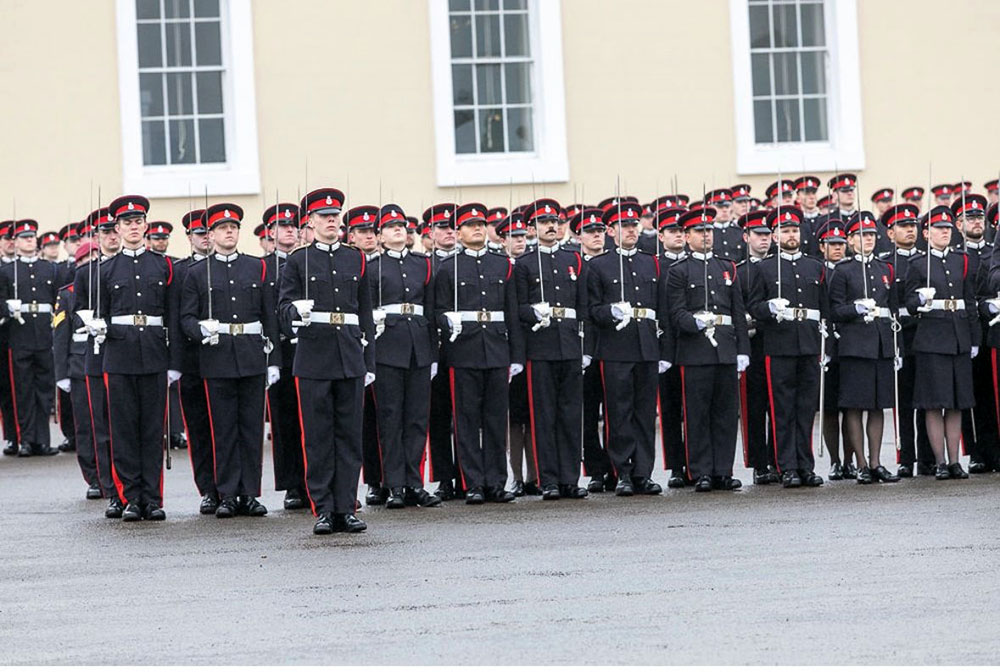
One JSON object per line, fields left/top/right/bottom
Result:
{"left": 0, "top": 0, "right": 997, "bottom": 258}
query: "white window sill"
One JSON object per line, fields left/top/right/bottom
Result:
{"left": 737, "top": 142, "right": 865, "bottom": 175}
{"left": 122, "top": 164, "right": 260, "bottom": 198}
{"left": 437, "top": 152, "right": 568, "bottom": 187}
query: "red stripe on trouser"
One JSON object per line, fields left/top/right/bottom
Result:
{"left": 598, "top": 361, "right": 616, "bottom": 478}
{"left": 203, "top": 380, "right": 219, "bottom": 485}
{"left": 84, "top": 376, "right": 106, "bottom": 497}
{"left": 993, "top": 349, "right": 1000, "bottom": 439}
{"left": 657, "top": 390, "right": 668, "bottom": 470}
{"left": 293, "top": 377, "right": 318, "bottom": 516}
{"left": 103, "top": 373, "right": 127, "bottom": 504}
{"left": 680, "top": 366, "right": 692, "bottom": 478}
{"left": 175, "top": 381, "right": 203, "bottom": 493}
{"left": 448, "top": 368, "right": 468, "bottom": 491}
{"left": 739, "top": 370, "right": 750, "bottom": 467}
{"left": 765, "top": 356, "right": 781, "bottom": 474}
{"left": 526, "top": 362, "right": 543, "bottom": 485}
{"left": 370, "top": 386, "right": 385, "bottom": 483}
{"left": 7, "top": 351, "right": 21, "bottom": 445}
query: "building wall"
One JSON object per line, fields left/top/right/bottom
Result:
{"left": 0, "top": 0, "right": 998, "bottom": 256}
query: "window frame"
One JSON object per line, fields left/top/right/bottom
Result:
{"left": 729, "top": 0, "right": 864, "bottom": 175}
{"left": 428, "top": 0, "right": 568, "bottom": 187}
{"left": 116, "top": 0, "right": 260, "bottom": 197}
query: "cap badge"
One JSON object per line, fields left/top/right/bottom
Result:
{"left": 472, "top": 209, "right": 478, "bottom": 216}
{"left": 325, "top": 195, "right": 333, "bottom": 205}
{"left": 224, "top": 209, "right": 230, "bottom": 218}
{"left": 444, "top": 210, "right": 451, "bottom": 217}
{"left": 390, "top": 210, "right": 397, "bottom": 217}
{"left": 544, "top": 205, "right": 552, "bottom": 213}
{"left": 284, "top": 209, "right": 291, "bottom": 218}
{"left": 127, "top": 202, "right": 134, "bottom": 211}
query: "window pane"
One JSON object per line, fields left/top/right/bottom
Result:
{"left": 504, "top": 12, "right": 529, "bottom": 57}
{"left": 753, "top": 100, "right": 773, "bottom": 143}
{"left": 800, "top": 2, "right": 826, "bottom": 47}
{"left": 773, "top": 52, "right": 798, "bottom": 95}
{"left": 169, "top": 118, "right": 196, "bottom": 163}
{"left": 478, "top": 108, "right": 505, "bottom": 152}
{"left": 771, "top": 3, "right": 797, "bottom": 48}
{"left": 195, "top": 21, "right": 222, "bottom": 66}
{"left": 800, "top": 51, "right": 825, "bottom": 94}
{"left": 196, "top": 71, "right": 223, "bottom": 113}
{"left": 140, "top": 73, "right": 164, "bottom": 117}
{"left": 505, "top": 62, "right": 531, "bottom": 104}
{"left": 503, "top": 0, "right": 526, "bottom": 8}
{"left": 164, "top": 0, "right": 190, "bottom": 18}
{"left": 199, "top": 118, "right": 226, "bottom": 162}
{"left": 775, "top": 99, "right": 801, "bottom": 142}
{"left": 449, "top": 0, "right": 470, "bottom": 10}
{"left": 748, "top": 5, "right": 770, "bottom": 49}
{"left": 475, "top": 0, "right": 499, "bottom": 9}
{"left": 452, "top": 64, "right": 474, "bottom": 106}
{"left": 751, "top": 53, "right": 770, "bottom": 96}
{"left": 475, "top": 14, "right": 501, "bottom": 57}
{"left": 136, "top": 0, "right": 160, "bottom": 20}
{"left": 166, "top": 72, "right": 193, "bottom": 115}
{"left": 193, "top": 0, "right": 220, "bottom": 18}
{"left": 137, "top": 23, "right": 162, "bottom": 67}
{"left": 454, "top": 110, "right": 476, "bottom": 153}
{"left": 507, "top": 107, "right": 533, "bottom": 151}
{"left": 803, "top": 97, "right": 828, "bottom": 141}
{"left": 142, "top": 120, "right": 167, "bottom": 165}
{"left": 450, "top": 14, "right": 472, "bottom": 58}
{"left": 476, "top": 64, "right": 502, "bottom": 105}
{"left": 165, "top": 22, "right": 192, "bottom": 67}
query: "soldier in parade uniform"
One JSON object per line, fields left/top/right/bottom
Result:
{"left": 368, "top": 204, "right": 441, "bottom": 509}
{"left": 904, "top": 206, "right": 978, "bottom": 480}
{"left": 278, "top": 187, "right": 375, "bottom": 534}
{"left": 514, "top": 198, "right": 589, "bottom": 501}
{"left": 666, "top": 207, "right": 748, "bottom": 493}
{"left": 980, "top": 203, "right": 1000, "bottom": 473}
{"left": 710, "top": 189, "right": 744, "bottom": 262}
{"left": 795, "top": 176, "right": 823, "bottom": 257}
{"left": 747, "top": 207, "right": 827, "bottom": 488}
{"left": 39, "top": 231, "right": 61, "bottom": 262}
{"left": 59, "top": 223, "right": 81, "bottom": 285}
{"left": 180, "top": 204, "right": 278, "bottom": 518}
{"left": 0, "top": 222, "right": 17, "bottom": 455}
{"left": 145, "top": 221, "right": 173, "bottom": 255}
{"left": 0, "top": 219, "right": 60, "bottom": 457}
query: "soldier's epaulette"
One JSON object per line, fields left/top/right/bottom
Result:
{"left": 409, "top": 250, "right": 429, "bottom": 258}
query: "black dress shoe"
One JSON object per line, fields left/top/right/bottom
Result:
{"left": 615, "top": 476, "right": 634, "bottom": 496}
{"left": 200, "top": 493, "right": 219, "bottom": 515}
{"left": 897, "top": 465, "right": 913, "bottom": 478}
{"left": 935, "top": 463, "right": 950, "bottom": 480}
{"left": 58, "top": 438, "right": 75, "bottom": 453}
{"left": 782, "top": 471, "right": 801, "bottom": 488}
{"left": 948, "top": 462, "right": 969, "bottom": 479}
{"left": 766, "top": 465, "right": 781, "bottom": 484}
{"left": 2, "top": 440, "right": 16, "bottom": 456}
{"left": 283, "top": 489, "right": 305, "bottom": 510}
{"left": 169, "top": 432, "right": 188, "bottom": 450}
{"left": 17, "top": 443, "right": 32, "bottom": 457}
{"left": 313, "top": 514, "right": 334, "bottom": 535}
{"left": 667, "top": 469, "right": 687, "bottom": 488}
{"left": 241, "top": 496, "right": 267, "bottom": 516}
{"left": 753, "top": 468, "right": 773, "bottom": 485}
{"left": 541, "top": 484, "right": 561, "bottom": 500}
{"left": 86, "top": 482, "right": 103, "bottom": 500}
{"left": 143, "top": 504, "right": 166, "bottom": 521}
{"left": 603, "top": 473, "right": 618, "bottom": 492}
{"left": 828, "top": 462, "right": 843, "bottom": 481}
{"left": 872, "top": 465, "right": 900, "bottom": 483}
{"left": 365, "top": 486, "right": 388, "bottom": 506}
{"left": 33, "top": 443, "right": 59, "bottom": 456}
{"left": 586, "top": 476, "right": 604, "bottom": 493}
{"left": 105, "top": 497, "right": 124, "bottom": 519}
{"left": 406, "top": 487, "right": 442, "bottom": 507}
{"left": 434, "top": 480, "right": 456, "bottom": 501}
{"left": 856, "top": 466, "right": 873, "bottom": 484}
{"left": 121, "top": 502, "right": 142, "bottom": 522}
{"left": 465, "top": 487, "right": 485, "bottom": 505}
{"left": 386, "top": 487, "right": 406, "bottom": 509}
{"left": 694, "top": 475, "right": 713, "bottom": 492}
{"left": 559, "top": 484, "right": 588, "bottom": 499}
{"left": 718, "top": 476, "right": 742, "bottom": 491}
{"left": 523, "top": 481, "right": 542, "bottom": 496}
{"left": 968, "top": 461, "right": 988, "bottom": 474}
{"left": 333, "top": 513, "right": 367, "bottom": 533}
{"left": 917, "top": 462, "right": 936, "bottom": 476}
{"left": 842, "top": 463, "right": 857, "bottom": 479}
{"left": 632, "top": 477, "right": 663, "bottom": 495}
{"left": 511, "top": 480, "right": 526, "bottom": 497}
{"left": 801, "top": 471, "right": 824, "bottom": 487}
{"left": 216, "top": 498, "right": 238, "bottom": 518}
{"left": 486, "top": 486, "right": 516, "bottom": 503}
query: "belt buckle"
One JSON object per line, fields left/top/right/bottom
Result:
{"left": 400, "top": 303, "right": 415, "bottom": 315}
{"left": 944, "top": 299, "right": 958, "bottom": 311}
{"left": 551, "top": 306, "right": 566, "bottom": 318}
{"left": 134, "top": 314, "right": 147, "bottom": 326}
{"left": 330, "top": 313, "right": 345, "bottom": 325}
{"left": 476, "top": 310, "right": 491, "bottom": 323}
{"left": 28, "top": 301, "right": 38, "bottom": 313}
{"left": 793, "top": 307, "right": 807, "bottom": 321}
{"left": 633, "top": 308, "right": 648, "bottom": 320}
{"left": 230, "top": 323, "right": 244, "bottom": 335}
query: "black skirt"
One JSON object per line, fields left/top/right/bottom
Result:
{"left": 912, "top": 352, "right": 974, "bottom": 410}
{"left": 838, "top": 356, "right": 894, "bottom": 409}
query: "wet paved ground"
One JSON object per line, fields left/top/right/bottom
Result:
{"left": 1, "top": 428, "right": 999, "bottom": 665}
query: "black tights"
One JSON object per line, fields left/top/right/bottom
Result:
{"left": 924, "top": 408, "right": 962, "bottom": 465}
{"left": 842, "top": 409, "right": 884, "bottom": 469}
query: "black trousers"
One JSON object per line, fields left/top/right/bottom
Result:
{"left": 600, "top": 360, "right": 657, "bottom": 480}
{"left": 168, "top": 381, "right": 183, "bottom": 437}
{"left": 70, "top": 378, "right": 97, "bottom": 487}
{"left": 85, "top": 375, "right": 114, "bottom": 496}
{"left": 296, "top": 376, "right": 363, "bottom": 515}
{"left": 658, "top": 366, "right": 684, "bottom": 472}
{"left": 361, "top": 384, "right": 383, "bottom": 487}
{"left": 582, "top": 362, "right": 610, "bottom": 477}
{"left": 527, "top": 359, "right": 582, "bottom": 487}
{"left": 268, "top": 364, "right": 305, "bottom": 493}
{"left": 375, "top": 363, "right": 431, "bottom": 489}
{"left": 9, "top": 349, "right": 53, "bottom": 447}
{"left": 204, "top": 375, "right": 265, "bottom": 499}
{"left": 428, "top": 367, "right": 456, "bottom": 483}
{"left": 178, "top": 373, "right": 215, "bottom": 497}
{"left": 681, "top": 364, "right": 738, "bottom": 478}
{"left": 450, "top": 367, "right": 508, "bottom": 490}
{"left": 0, "top": 346, "right": 16, "bottom": 443}
{"left": 963, "top": 348, "right": 999, "bottom": 466}
{"left": 765, "top": 355, "right": 819, "bottom": 474}
{"left": 897, "top": 355, "right": 934, "bottom": 466}
{"left": 106, "top": 372, "right": 167, "bottom": 508}
{"left": 58, "top": 387, "right": 75, "bottom": 446}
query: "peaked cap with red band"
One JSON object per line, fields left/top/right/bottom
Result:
{"left": 602, "top": 202, "right": 642, "bottom": 227}
{"left": 570, "top": 207, "right": 605, "bottom": 235}
{"left": 59, "top": 223, "right": 79, "bottom": 241}
{"left": 262, "top": 203, "right": 300, "bottom": 227}
{"left": 108, "top": 195, "right": 150, "bottom": 219}
{"left": 453, "top": 203, "right": 488, "bottom": 228}
{"left": 921, "top": 205, "right": 955, "bottom": 228}
{"left": 13, "top": 219, "right": 39, "bottom": 237}
{"left": 816, "top": 219, "right": 848, "bottom": 242}
{"left": 422, "top": 203, "right": 457, "bottom": 228}
{"left": 40, "top": 231, "right": 61, "bottom": 246}
{"left": 951, "top": 193, "right": 987, "bottom": 217}
{"left": 931, "top": 184, "right": 952, "bottom": 198}
{"left": 300, "top": 188, "right": 345, "bottom": 216}
{"left": 345, "top": 205, "right": 379, "bottom": 230}
{"left": 182, "top": 209, "right": 206, "bottom": 234}
{"left": 378, "top": 204, "right": 407, "bottom": 228}
{"left": 828, "top": 174, "right": 857, "bottom": 191}
{"left": 146, "top": 221, "right": 173, "bottom": 237}
{"left": 901, "top": 186, "right": 925, "bottom": 200}
{"left": 765, "top": 180, "right": 796, "bottom": 200}
{"left": 845, "top": 210, "right": 877, "bottom": 235}
{"left": 765, "top": 206, "right": 804, "bottom": 230}
{"left": 870, "top": 188, "right": 894, "bottom": 203}
{"left": 679, "top": 206, "right": 717, "bottom": 230}
{"left": 654, "top": 207, "right": 687, "bottom": 231}
{"left": 524, "top": 198, "right": 562, "bottom": 224}
{"left": 731, "top": 184, "right": 752, "bottom": 200}
{"left": 496, "top": 209, "right": 527, "bottom": 237}
{"left": 597, "top": 195, "right": 639, "bottom": 214}
{"left": 707, "top": 188, "right": 733, "bottom": 205}
{"left": 880, "top": 204, "right": 920, "bottom": 228}
{"left": 737, "top": 210, "right": 770, "bottom": 233}
{"left": 794, "top": 175, "right": 821, "bottom": 191}
{"left": 202, "top": 203, "right": 244, "bottom": 230}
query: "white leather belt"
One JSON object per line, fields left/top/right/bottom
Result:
{"left": 631, "top": 307, "right": 656, "bottom": 320}
{"left": 111, "top": 314, "right": 164, "bottom": 326}
{"left": 217, "top": 321, "right": 262, "bottom": 335}
{"left": 926, "top": 299, "right": 965, "bottom": 312}
{"left": 873, "top": 307, "right": 893, "bottom": 319}
{"left": 459, "top": 310, "right": 504, "bottom": 323}
{"left": 550, "top": 307, "right": 577, "bottom": 319}
{"left": 380, "top": 303, "right": 424, "bottom": 317}
{"left": 788, "top": 308, "right": 820, "bottom": 322}
{"left": 706, "top": 314, "right": 733, "bottom": 326}
{"left": 72, "top": 333, "right": 89, "bottom": 342}
{"left": 21, "top": 302, "right": 53, "bottom": 314}
{"left": 899, "top": 308, "right": 911, "bottom": 317}
{"left": 309, "top": 311, "right": 359, "bottom": 326}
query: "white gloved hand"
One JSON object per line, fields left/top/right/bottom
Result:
{"left": 768, "top": 297, "right": 790, "bottom": 317}
{"left": 694, "top": 311, "right": 716, "bottom": 331}
{"left": 5, "top": 298, "right": 23, "bottom": 322}
{"left": 610, "top": 301, "right": 632, "bottom": 320}
{"left": 430, "top": 362, "right": 438, "bottom": 379}
{"left": 971, "top": 346, "right": 980, "bottom": 359}
{"left": 658, "top": 360, "right": 672, "bottom": 374}
{"left": 266, "top": 365, "right": 280, "bottom": 387}
{"left": 917, "top": 287, "right": 936, "bottom": 305}
{"left": 582, "top": 354, "right": 592, "bottom": 370}
{"left": 56, "top": 378, "right": 71, "bottom": 393}
{"left": 199, "top": 318, "right": 220, "bottom": 345}
{"left": 509, "top": 363, "right": 524, "bottom": 382}
{"left": 167, "top": 369, "right": 182, "bottom": 385}
{"left": 532, "top": 302, "right": 552, "bottom": 321}
{"left": 854, "top": 298, "right": 876, "bottom": 315}
{"left": 292, "top": 299, "right": 314, "bottom": 324}
{"left": 987, "top": 298, "right": 1000, "bottom": 315}
{"left": 444, "top": 311, "right": 463, "bottom": 341}
{"left": 373, "top": 309, "right": 386, "bottom": 339}
{"left": 86, "top": 317, "right": 108, "bottom": 338}
{"left": 821, "top": 354, "right": 831, "bottom": 368}
{"left": 894, "top": 355, "right": 903, "bottom": 371}
{"left": 364, "top": 371, "right": 376, "bottom": 387}
{"left": 737, "top": 354, "right": 750, "bottom": 373}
